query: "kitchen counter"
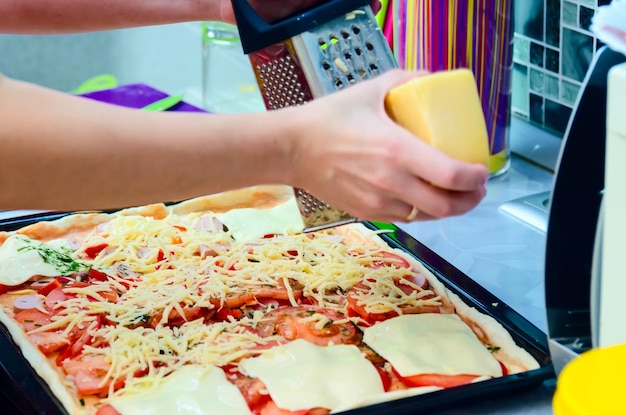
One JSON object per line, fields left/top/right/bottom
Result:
{"left": 398, "top": 153, "right": 558, "bottom": 414}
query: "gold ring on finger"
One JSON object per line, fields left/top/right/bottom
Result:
{"left": 405, "top": 205, "right": 419, "bottom": 221}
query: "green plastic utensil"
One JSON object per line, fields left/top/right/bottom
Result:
{"left": 140, "top": 94, "right": 185, "bottom": 112}
{"left": 71, "top": 74, "right": 118, "bottom": 94}
{"left": 370, "top": 221, "right": 400, "bottom": 243}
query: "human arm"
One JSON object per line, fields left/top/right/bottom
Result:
{"left": 0, "top": 70, "right": 487, "bottom": 222}
{"left": 0, "top": 0, "right": 229, "bottom": 34}
{"left": 0, "top": 0, "right": 380, "bottom": 34}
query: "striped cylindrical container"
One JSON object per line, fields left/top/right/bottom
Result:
{"left": 393, "top": 0, "right": 514, "bottom": 176}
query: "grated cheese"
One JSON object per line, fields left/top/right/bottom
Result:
{"left": 7, "top": 209, "right": 444, "bottom": 404}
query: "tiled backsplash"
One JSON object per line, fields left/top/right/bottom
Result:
{"left": 512, "top": 0, "right": 612, "bottom": 136}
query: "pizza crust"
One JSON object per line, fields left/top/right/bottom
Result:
{"left": 169, "top": 185, "right": 296, "bottom": 215}
{"left": 0, "top": 311, "right": 86, "bottom": 415}
{"left": 0, "top": 203, "right": 169, "bottom": 244}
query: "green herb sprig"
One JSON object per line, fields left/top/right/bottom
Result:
{"left": 17, "top": 237, "right": 87, "bottom": 276}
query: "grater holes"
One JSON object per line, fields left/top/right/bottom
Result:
{"left": 326, "top": 34, "right": 340, "bottom": 54}
{"left": 252, "top": 57, "right": 306, "bottom": 109}
{"left": 351, "top": 24, "right": 361, "bottom": 35}
{"left": 318, "top": 38, "right": 330, "bottom": 57}
{"left": 369, "top": 62, "right": 379, "bottom": 73}
{"left": 296, "top": 189, "right": 332, "bottom": 214}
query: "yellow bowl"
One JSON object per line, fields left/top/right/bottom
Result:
{"left": 553, "top": 343, "right": 626, "bottom": 414}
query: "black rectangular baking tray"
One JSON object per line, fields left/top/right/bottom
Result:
{"left": 0, "top": 213, "right": 555, "bottom": 415}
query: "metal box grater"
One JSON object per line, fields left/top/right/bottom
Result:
{"left": 231, "top": 0, "right": 397, "bottom": 232}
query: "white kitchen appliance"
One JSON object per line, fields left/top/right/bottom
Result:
{"left": 594, "top": 61, "right": 626, "bottom": 348}
{"left": 545, "top": 47, "right": 626, "bottom": 375}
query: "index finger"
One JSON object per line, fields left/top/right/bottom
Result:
{"left": 400, "top": 137, "right": 489, "bottom": 191}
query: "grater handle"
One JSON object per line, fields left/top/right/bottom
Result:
{"left": 231, "top": 0, "right": 370, "bottom": 54}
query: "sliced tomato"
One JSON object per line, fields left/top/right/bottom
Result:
{"left": 346, "top": 276, "right": 438, "bottom": 325}
{"left": 499, "top": 361, "right": 508, "bottom": 376}
{"left": 62, "top": 354, "right": 125, "bottom": 395}
{"left": 215, "top": 307, "right": 244, "bottom": 322}
{"left": 0, "top": 284, "right": 11, "bottom": 294}
{"left": 95, "top": 404, "right": 121, "bottom": 415}
{"left": 392, "top": 367, "right": 480, "bottom": 389}
{"left": 14, "top": 309, "right": 53, "bottom": 331}
{"left": 374, "top": 366, "right": 392, "bottom": 392}
{"left": 255, "top": 306, "right": 361, "bottom": 346}
{"left": 56, "top": 315, "right": 106, "bottom": 365}
{"left": 139, "top": 304, "right": 215, "bottom": 328}
{"left": 36, "top": 278, "right": 62, "bottom": 296}
{"left": 87, "top": 269, "right": 110, "bottom": 282}
{"left": 218, "top": 278, "right": 303, "bottom": 310}
{"left": 29, "top": 332, "right": 69, "bottom": 354}
{"left": 84, "top": 243, "right": 109, "bottom": 259}
{"left": 368, "top": 252, "right": 411, "bottom": 269}
{"left": 346, "top": 281, "right": 398, "bottom": 324}
{"left": 228, "top": 372, "right": 271, "bottom": 411}
{"left": 162, "top": 305, "right": 214, "bottom": 327}
{"left": 156, "top": 249, "right": 166, "bottom": 263}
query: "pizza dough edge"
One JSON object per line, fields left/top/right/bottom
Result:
{"left": 168, "top": 185, "right": 295, "bottom": 215}
{"left": 0, "top": 203, "right": 170, "bottom": 243}
{"left": 0, "top": 310, "right": 86, "bottom": 415}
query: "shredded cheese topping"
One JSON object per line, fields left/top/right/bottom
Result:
{"left": 9, "top": 211, "right": 443, "bottom": 403}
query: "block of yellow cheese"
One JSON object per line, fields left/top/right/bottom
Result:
{"left": 384, "top": 69, "right": 490, "bottom": 166}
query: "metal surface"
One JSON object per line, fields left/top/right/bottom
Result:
{"left": 242, "top": 4, "right": 396, "bottom": 232}
{"left": 291, "top": 7, "right": 396, "bottom": 98}
{"left": 498, "top": 191, "right": 551, "bottom": 233}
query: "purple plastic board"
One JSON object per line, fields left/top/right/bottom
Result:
{"left": 79, "top": 83, "right": 206, "bottom": 113}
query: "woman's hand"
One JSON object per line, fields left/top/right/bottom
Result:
{"left": 284, "top": 69, "right": 489, "bottom": 223}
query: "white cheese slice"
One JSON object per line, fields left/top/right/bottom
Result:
{"left": 0, "top": 235, "right": 62, "bottom": 285}
{"left": 239, "top": 339, "right": 384, "bottom": 411}
{"left": 109, "top": 365, "right": 252, "bottom": 415}
{"left": 363, "top": 314, "right": 502, "bottom": 378}
{"left": 216, "top": 197, "right": 304, "bottom": 241}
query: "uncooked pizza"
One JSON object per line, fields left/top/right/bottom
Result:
{"left": 0, "top": 185, "right": 540, "bottom": 415}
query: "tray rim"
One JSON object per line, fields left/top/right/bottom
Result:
{"left": 0, "top": 212, "right": 555, "bottom": 415}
